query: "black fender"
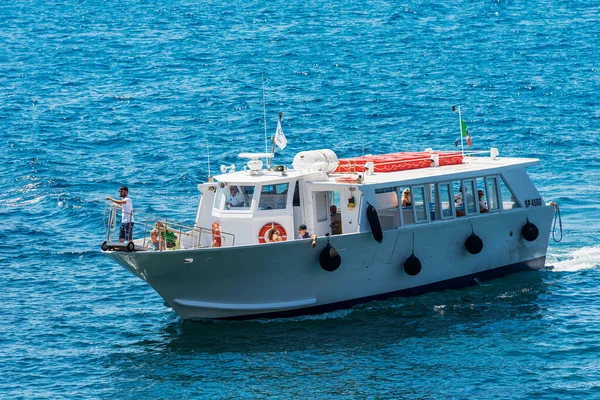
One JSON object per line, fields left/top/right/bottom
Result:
{"left": 521, "top": 220, "right": 539, "bottom": 242}
{"left": 404, "top": 253, "right": 422, "bottom": 276}
{"left": 465, "top": 233, "right": 483, "bottom": 255}
{"left": 366, "top": 204, "right": 383, "bottom": 243}
{"left": 319, "top": 243, "right": 341, "bottom": 272}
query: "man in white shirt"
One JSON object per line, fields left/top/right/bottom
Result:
{"left": 106, "top": 186, "right": 134, "bottom": 242}
{"left": 227, "top": 186, "right": 245, "bottom": 208}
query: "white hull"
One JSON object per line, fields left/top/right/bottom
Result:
{"left": 108, "top": 205, "right": 553, "bottom": 320}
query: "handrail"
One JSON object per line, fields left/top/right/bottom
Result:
{"left": 103, "top": 200, "right": 235, "bottom": 251}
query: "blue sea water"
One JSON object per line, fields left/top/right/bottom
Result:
{"left": 1, "top": 0, "right": 599, "bottom": 398}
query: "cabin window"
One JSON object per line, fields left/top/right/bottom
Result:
{"left": 259, "top": 183, "right": 289, "bottom": 210}
{"left": 426, "top": 184, "right": 437, "bottom": 221}
{"left": 375, "top": 187, "right": 399, "bottom": 208}
{"left": 375, "top": 187, "right": 400, "bottom": 230}
{"left": 484, "top": 176, "right": 500, "bottom": 212}
{"left": 437, "top": 182, "right": 454, "bottom": 219}
{"left": 220, "top": 185, "right": 255, "bottom": 210}
{"left": 293, "top": 181, "right": 301, "bottom": 207}
{"left": 499, "top": 176, "right": 521, "bottom": 209}
{"left": 463, "top": 180, "right": 477, "bottom": 215}
{"left": 453, "top": 180, "right": 475, "bottom": 216}
{"left": 412, "top": 186, "right": 428, "bottom": 223}
{"left": 476, "top": 177, "right": 487, "bottom": 213}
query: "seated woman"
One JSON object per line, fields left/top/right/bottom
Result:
{"left": 401, "top": 188, "right": 412, "bottom": 207}
{"left": 267, "top": 228, "right": 283, "bottom": 243}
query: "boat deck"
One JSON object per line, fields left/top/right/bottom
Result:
{"left": 212, "top": 153, "right": 541, "bottom": 187}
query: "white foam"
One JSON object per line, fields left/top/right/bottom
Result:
{"left": 548, "top": 245, "right": 600, "bottom": 272}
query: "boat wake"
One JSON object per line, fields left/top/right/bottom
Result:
{"left": 547, "top": 245, "right": 600, "bottom": 272}
{"left": 255, "top": 308, "right": 356, "bottom": 324}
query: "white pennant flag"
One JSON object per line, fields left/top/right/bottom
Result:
{"left": 274, "top": 118, "right": 287, "bottom": 150}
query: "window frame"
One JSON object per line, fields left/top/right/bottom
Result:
{"left": 436, "top": 181, "right": 455, "bottom": 220}
{"left": 258, "top": 183, "right": 290, "bottom": 211}
{"left": 411, "top": 185, "right": 430, "bottom": 224}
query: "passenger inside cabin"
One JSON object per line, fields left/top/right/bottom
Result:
{"left": 227, "top": 186, "right": 245, "bottom": 208}
{"left": 454, "top": 187, "right": 463, "bottom": 208}
{"left": 267, "top": 228, "right": 283, "bottom": 242}
{"left": 454, "top": 187, "right": 474, "bottom": 207}
{"left": 455, "top": 187, "right": 474, "bottom": 216}
{"left": 330, "top": 205, "right": 342, "bottom": 235}
{"left": 478, "top": 190, "right": 489, "bottom": 213}
{"left": 401, "top": 188, "right": 412, "bottom": 207}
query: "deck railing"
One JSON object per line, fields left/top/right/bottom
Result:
{"left": 103, "top": 201, "right": 235, "bottom": 251}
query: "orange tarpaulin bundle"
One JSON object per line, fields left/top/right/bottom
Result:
{"left": 334, "top": 151, "right": 463, "bottom": 173}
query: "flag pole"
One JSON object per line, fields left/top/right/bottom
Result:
{"left": 262, "top": 71, "right": 269, "bottom": 166}
{"left": 269, "top": 112, "right": 282, "bottom": 169}
{"left": 458, "top": 106, "right": 464, "bottom": 157}
{"left": 206, "top": 140, "right": 213, "bottom": 182}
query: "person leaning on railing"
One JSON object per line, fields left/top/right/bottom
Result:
{"left": 106, "top": 186, "right": 134, "bottom": 243}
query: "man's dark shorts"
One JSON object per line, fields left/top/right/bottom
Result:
{"left": 119, "top": 223, "right": 134, "bottom": 241}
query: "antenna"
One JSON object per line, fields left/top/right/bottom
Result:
{"left": 262, "top": 72, "right": 268, "bottom": 163}
{"left": 206, "top": 140, "right": 213, "bottom": 182}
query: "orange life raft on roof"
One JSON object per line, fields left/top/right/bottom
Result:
{"left": 334, "top": 151, "right": 463, "bottom": 173}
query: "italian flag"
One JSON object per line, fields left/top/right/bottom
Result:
{"left": 461, "top": 120, "right": 472, "bottom": 147}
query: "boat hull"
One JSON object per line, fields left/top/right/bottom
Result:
{"left": 107, "top": 206, "right": 553, "bottom": 320}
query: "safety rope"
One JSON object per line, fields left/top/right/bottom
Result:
{"left": 549, "top": 201, "right": 563, "bottom": 242}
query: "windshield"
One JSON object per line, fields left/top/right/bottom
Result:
{"left": 258, "top": 183, "right": 289, "bottom": 210}
{"left": 217, "top": 185, "right": 255, "bottom": 210}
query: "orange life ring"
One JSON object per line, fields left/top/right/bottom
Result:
{"left": 211, "top": 221, "right": 222, "bottom": 247}
{"left": 258, "top": 222, "right": 287, "bottom": 243}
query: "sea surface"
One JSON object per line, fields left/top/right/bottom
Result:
{"left": 1, "top": 0, "right": 599, "bottom": 398}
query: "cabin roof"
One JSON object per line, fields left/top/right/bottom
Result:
{"left": 212, "top": 169, "right": 325, "bottom": 184}
{"left": 211, "top": 155, "right": 539, "bottom": 187}
{"left": 325, "top": 156, "right": 540, "bottom": 187}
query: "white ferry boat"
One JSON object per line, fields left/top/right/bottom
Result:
{"left": 101, "top": 148, "right": 561, "bottom": 320}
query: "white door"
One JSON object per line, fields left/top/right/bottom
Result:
{"left": 313, "top": 191, "right": 331, "bottom": 237}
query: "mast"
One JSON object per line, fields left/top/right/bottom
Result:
{"left": 262, "top": 72, "right": 269, "bottom": 167}
{"left": 206, "top": 141, "right": 213, "bottom": 182}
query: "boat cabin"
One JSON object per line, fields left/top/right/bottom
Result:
{"left": 192, "top": 149, "right": 543, "bottom": 248}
